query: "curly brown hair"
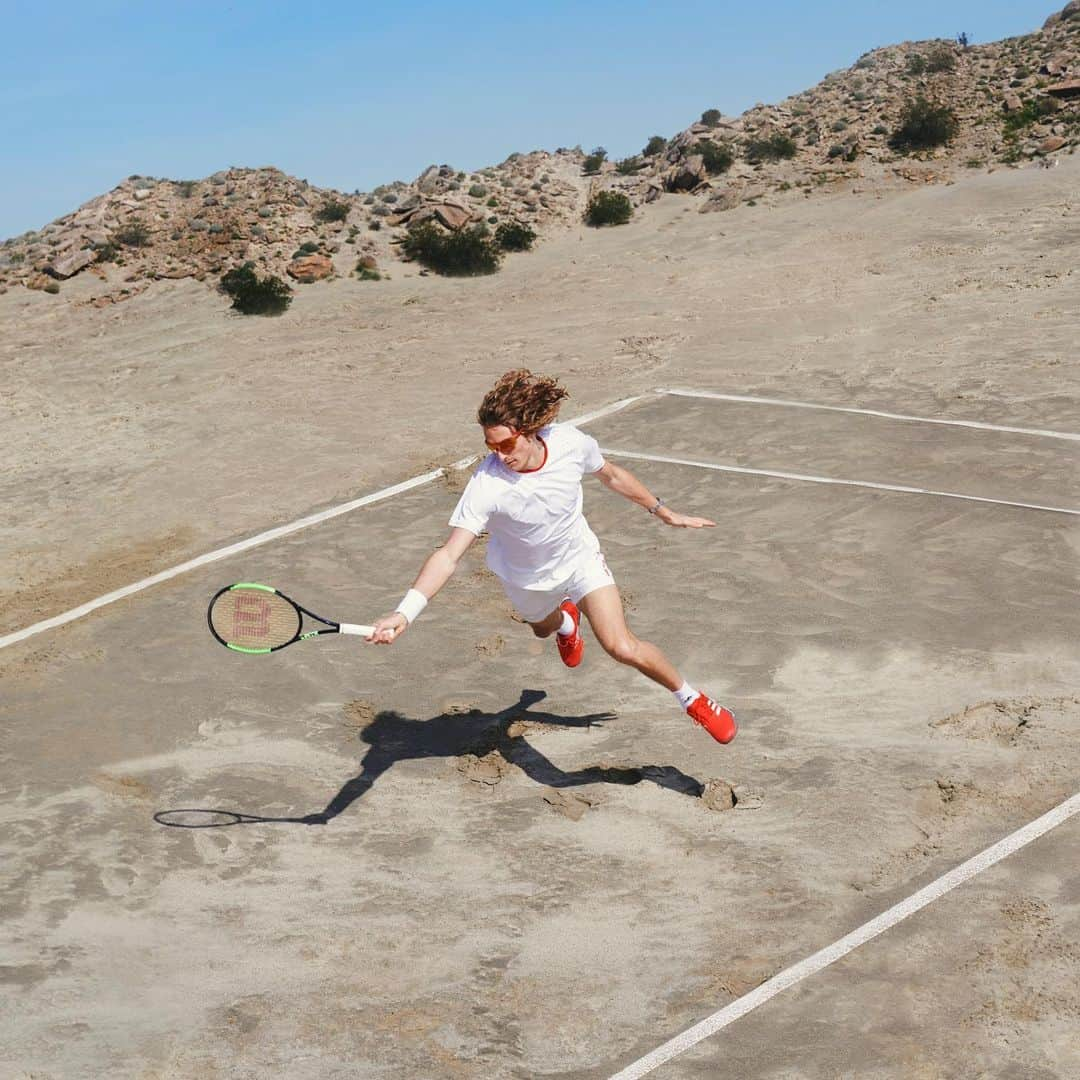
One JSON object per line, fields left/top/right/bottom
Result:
{"left": 477, "top": 369, "right": 569, "bottom": 434}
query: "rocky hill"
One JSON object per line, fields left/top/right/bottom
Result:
{"left": 2, "top": 2, "right": 1077, "bottom": 304}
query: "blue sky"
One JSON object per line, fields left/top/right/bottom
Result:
{"left": 1, "top": 0, "right": 1058, "bottom": 240}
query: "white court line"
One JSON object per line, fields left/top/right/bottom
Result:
{"left": 657, "top": 388, "right": 1080, "bottom": 443}
{"left": 0, "top": 395, "right": 645, "bottom": 652}
{"left": 610, "top": 791, "right": 1080, "bottom": 1078}
{"left": 602, "top": 449, "right": 1080, "bottom": 517}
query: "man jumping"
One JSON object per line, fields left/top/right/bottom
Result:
{"left": 369, "top": 369, "right": 737, "bottom": 744}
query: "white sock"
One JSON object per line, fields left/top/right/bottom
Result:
{"left": 557, "top": 610, "right": 576, "bottom": 637}
{"left": 673, "top": 681, "right": 699, "bottom": 710}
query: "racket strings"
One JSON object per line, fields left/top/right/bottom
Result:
{"left": 210, "top": 588, "right": 300, "bottom": 649}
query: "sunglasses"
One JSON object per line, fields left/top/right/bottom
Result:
{"left": 484, "top": 429, "right": 522, "bottom": 454}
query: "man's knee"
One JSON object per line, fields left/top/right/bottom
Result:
{"left": 603, "top": 635, "right": 639, "bottom": 665}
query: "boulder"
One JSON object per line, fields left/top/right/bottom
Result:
{"left": 47, "top": 248, "right": 96, "bottom": 278}
{"left": 416, "top": 165, "right": 441, "bottom": 194}
{"left": 1003, "top": 93, "right": 1023, "bottom": 112}
{"left": 700, "top": 182, "right": 745, "bottom": 212}
{"left": 432, "top": 203, "right": 471, "bottom": 230}
{"left": 1039, "top": 135, "right": 1067, "bottom": 153}
{"left": 665, "top": 154, "right": 707, "bottom": 192}
{"left": 286, "top": 253, "right": 333, "bottom": 281}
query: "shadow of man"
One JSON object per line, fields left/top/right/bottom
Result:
{"left": 304, "top": 688, "right": 702, "bottom": 824}
{"left": 155, "top": 689, "right": 703, "bottom": 827}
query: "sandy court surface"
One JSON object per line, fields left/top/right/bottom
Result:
{"left": 1, "top": 156, "right": 1078, "bottom": 635}
{"left": 2, "top": 388, "right": 1079, "bottom": 1077}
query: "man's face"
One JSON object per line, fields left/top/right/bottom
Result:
{"left": 483, "top": 425, "right": 525, "bottom": 470}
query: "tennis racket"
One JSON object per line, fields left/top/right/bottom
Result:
{"left": 207, "top": 582, "right": 384, "bottom": 654}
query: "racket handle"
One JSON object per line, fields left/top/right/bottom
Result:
{"left": 338, "top": 623, "right": 378, "bottom": 637}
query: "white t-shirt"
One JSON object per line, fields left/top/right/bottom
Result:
{"left": 449, "top": 423, "right": 606, "bottom": 589}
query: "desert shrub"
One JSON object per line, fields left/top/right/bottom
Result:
{"left": 469, "top": 184, "right": 488, "bottom": 198}
{"left": 208, "top": 223, "right": 224, "bottom": 235}
{"left": 701, "top": 108, "right": 722, "bottom": 126}
{"left": 363, "top": 195, "right": 375, "bottom": 205}
{"left": 926, "top": 45, "right": 957, "bottom": 73}
{"left": 643, "top": 134, "right": 667, "bottom": 157}
{"left": 368, "top": 220, "right": 382, "bottom": 231}
{"left": 583, "top": 146, "right": 607, "bottom": 174}
{"left": 257, "top": 206, "right": 273, "bottom": 219}
{"left": 889, "top": 97, "right": 958, "bottom": 151}
{"left": 693, "top": 140, "right": 734, "bottom": 174}
{"left": 827, "top": 144, "right": 846, "bottom": 159}
{"left": 315, "top": 199, "right": 350, "bottom": 223}
{"left": 585, "top": 190, "right": 632, "bottom": 226}
{"left": 44, "top": 281, "right": 61, "bottom": 294}
{"left": 616, "top": 156, "right": 642, "bottom": 174}
{"left": 188, "top": 218, "right": 210, "bottom": 232}
{"left": 744, "top": 133, "right": 797, "bottom": 162}
{"left": 872, "top": 124, "right": 888, "bottom": 135}
{"left": 906, "top": 53, "right": 927, "bottom": 75}
{"left": 1003, "top": 97, "right": 1058, "bottom": 135}
{"left": 93, "top": 242, "right": 119, "bottom": 263}
{"left": 355, "top": 264, "right": 382, "bottom": 281}
{"left": 219, "top": 262, "right": 292, "bottom": 315}
{"left": 114, "top": 222, "right": 151, "bottom": 247}
{"left": 486, "top": 196, "right": 498, "bottom": 207}
{"left": 495, "top": 221, "right": 536, "bottom": 251}
{"left": 831, "top": 119, "right": 848, "bottom": 132}
{"left": 400, "top": 222, "right": 501, "bottom": 276}
{"left": 174, "top": 180, "right": 197, "bottom": 198}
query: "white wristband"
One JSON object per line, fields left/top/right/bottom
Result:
{"left": 394, "top": 588, "right": 428, "bottom": 624}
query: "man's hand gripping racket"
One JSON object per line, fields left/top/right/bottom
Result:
{"left": 207, "top": 582, "right": 399, "bottom": 654}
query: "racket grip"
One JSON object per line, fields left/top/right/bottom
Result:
{"left": 338, "top": 623, "right": 378, "bottom": 637}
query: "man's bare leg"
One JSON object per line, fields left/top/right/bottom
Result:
{"left": 578, "top": 585, "right": 682, "bottom": 691}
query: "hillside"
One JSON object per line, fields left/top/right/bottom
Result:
{"left": 1, "top": 2, "right": 1077, "bottom": 306}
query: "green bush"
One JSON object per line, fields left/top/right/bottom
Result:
{"left": 315, "top": 199, "right": 350, "bottom": 223}
{"left": 400, "top": 222, "right": 501, "bottom": 276}
{"left": 583, "top": 147, "right": 607, "bottom": 174}
{"left": 693, "top": 140, "right": 734, "bottom": 174}
{"left": 616, "top": 156, "right": 642, "bottom": 174}
{"left": 468, "top": 184, "right": 488, "bottom": 198}
{"left": 585, "top": 190, "right": 632, "bottom": 227}
{"left": 114, "top": 222, "right": 152, "bottom": 247}
{"left": 889, "top": 97, "right": 958, "bottom": 151}
{"left": 744, "top": 133, "right": 797, "bottom": 162}
{"left": 643, "top": 134, "right": 667, "bottom": 157}
{"left": 93, "top": 242, "right": 119, "bottom": 264}
{"left": 906, "top": 54, "right": 927, "bottom": 76}
{"left": 1003, "top": 97, "right": 1058, "bottom": 136}
{"left": 174, "top": 180, "right": 197, "bottom": 198}
{"left": 355, "top": 264, "right": 382, "bottom": 281}
{"left": 495, "top": 221, "right": 536, "bottom": 251}
{"left": 701, "top": 108, "right": 722, "bottom": 126}
{"left": 219, "top": 262, "right": 292, "bottom": 315}
{"left": 44, "top": 281, "right": 61, "bottom": 294}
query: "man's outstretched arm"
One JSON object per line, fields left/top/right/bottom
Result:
{"left": 592, "top": 460, "right": 715, "bottom": 528}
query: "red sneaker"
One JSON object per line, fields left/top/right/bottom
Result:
{"left": 687, "top": 694, "right": 738, "bottom": 744}
{"left": 556, "top": 600, "right": 584, "bottom": 668}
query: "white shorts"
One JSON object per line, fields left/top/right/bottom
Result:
{"left": 501, "top": 551, "right": 616, "bottom": 624}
